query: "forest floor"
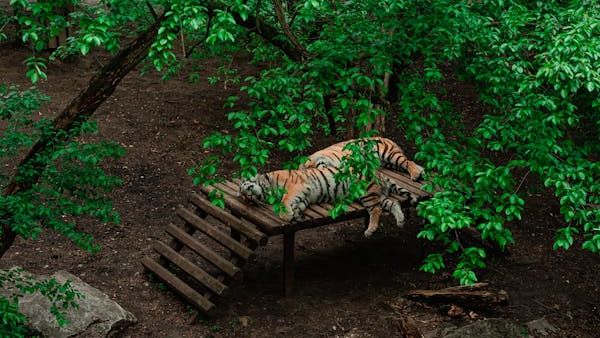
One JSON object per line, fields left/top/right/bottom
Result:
{"left": 1, "top": 44, "right": 599, "bottom": 338}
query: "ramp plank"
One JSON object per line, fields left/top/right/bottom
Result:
{"left": 142, "top": 257, "right": 215, "bottom": 316}
{"left": 177, "top": 206, "right": 256, "bottom": 261}
{"left": 153, "top": 241, "right": 228, "bottom": 296}
{"left": 166, "top": 224, "right": 242, "bottom": 280}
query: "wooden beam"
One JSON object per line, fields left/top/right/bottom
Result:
{"left": 165, "top": 223, "right": 242, "bottom": 280}
{"left": 177, "top": 206, "right": 256, "bottom": 261}
{"left": 141, "top": 257, "right": 216, "bottom": 316}
{"left": 203, "top": 183, "right": 283, "bottom": 234}
{"left": 153, "top": 241, "right": 228, "bottom": 296}
{"left": 284, "top": 231, "right": 295, "bottom": 297}
{"left": 189, "top": 192, "right": 268, "bottom": 245}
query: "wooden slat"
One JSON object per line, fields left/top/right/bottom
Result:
{"left": 380, "top": 169, "right": 430, "bottom": 197}
{"left": 166, "top": 224, "right": 241, "bottom": 280}
{"left": 177, "top": 206, "right": 256, "bottom": 261}
{"left": 321, "top": 202, "right": 361, "bottom": 213}
{"left": 308, "top": 204, "right": 330, "bottom": 217}
{"left": 206, "top": 183, "right": 285, "bottom": 231}
{"left": 223, "top": 180, "right": 329, "bottom": 220}
{"left": 284, "top": 208, "right": 368, "bottom": 233}
{"left": 141, "top": 257, "right": 215, "bottom": 315}
{"left": 302, "top": 207, "right": 321, "bottom": 220}
{"left": 216, "top": 180, "right": 284, "bottom": 223}
{"left": 153, "top": 241, "right": 227, "bottom": 296}
{"left": 349, "top": 202, "right": 362, "bottom": 211}
{"left": 189, "top": 192, "right": 268, "bottom": 245}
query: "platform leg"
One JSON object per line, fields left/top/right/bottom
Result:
{"left": 231, "top": 228, "right": 241, "bottom": 258}
{"left": 283, "top": 231, "right": 295, "bottom": 297}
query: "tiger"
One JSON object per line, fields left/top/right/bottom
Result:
{"left": 300, "top": 137, "right": 424, "bottom": 181}
{"left": 239, "top": 167, "right": 416, "bottom": 237}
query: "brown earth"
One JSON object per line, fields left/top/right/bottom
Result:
{"left": 1, "top": 44, "right": 599, "bottom": 337}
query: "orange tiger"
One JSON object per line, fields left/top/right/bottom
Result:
{"left": 301, "top": 137, "right": 424, "bottom": 181}
{"left": 239, "top": 167, "right": 416, "bottom": 237}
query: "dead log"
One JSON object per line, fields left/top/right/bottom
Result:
{"left": 404, "top": 283, "right": 509, "bottom": 310}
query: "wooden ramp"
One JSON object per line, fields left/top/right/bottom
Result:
{"left": 141, "top": 191, "right": 269, "bottom": 316}
{"left": 142, "top": 169, "right": 432, "bottom": 317}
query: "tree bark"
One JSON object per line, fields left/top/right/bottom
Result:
{"left": 0, "top": 19, "right": 162, "bottom": 258}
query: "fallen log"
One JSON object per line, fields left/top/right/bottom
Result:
{"left": 404, "top": 283, "right": 508, "bottom": 310}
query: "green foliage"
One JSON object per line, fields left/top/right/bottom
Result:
{"left": 0, "top": 268, "right": 82, "bottom": 338}
{"left": 0, "top": 85, "right": 123, "bottom": 334}
{"left": 2, "top": 0, "right": 153, "bottom": 82}
{"left": 3, "top": 0, "right": 597, "bottom": 289}
{"left": 1, "top": 85, "right": 124, "bottom": 251}
{"left": 186, "top": 0, "right": 599, "bottom": 285}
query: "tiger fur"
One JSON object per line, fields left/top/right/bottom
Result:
{"left": 239, "top": 167, "right": 416, "bottom": 237}
{"left": 300, "top": 137, "right": 424, "bottom": 181}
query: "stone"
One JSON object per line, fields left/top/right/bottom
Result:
{"left": 1, "top": 269, "right": 136, "bottom": 338}
{"left": 441, "top": 318, "right": 523, "bottom": 338}
{"left": 526, "top": 318, "right": 559, "bottom": 337}
{"left": 338, "top": 328, "right": 374, "bottom": 338}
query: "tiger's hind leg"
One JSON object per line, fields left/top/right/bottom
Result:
{"left": 363, "top": 205, "right": 383, "bottom": 238}
{"left": 381, "top": 197, "right": 405, "bottom": 228}
{"left": 281, "top": 190, "right": 310, "bottom": 222}
{"left": 359, "top": 184, "right": 384, "bottom": 238}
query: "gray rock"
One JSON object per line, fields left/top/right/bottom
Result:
{"left": 526, "top": 318, "right": 558, "bottom": 337}
{"left": 1, "top": 269, "right": 136, "bottom": 338}
{"left": 441, "top": 318, "right": 524, "bottom": 338}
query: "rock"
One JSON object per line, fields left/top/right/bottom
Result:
{"left": 441, "top": 319, "right": 522, "bottom": 338}
{"left": 526, "top": 318, "right": 559, "bottom": 337}
{"left": 1, "top": 269, "right": 136, "bottom": 338}
{"left": 338, "top": 328, "right": 373, "bottom": 338}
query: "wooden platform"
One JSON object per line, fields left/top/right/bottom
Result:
{"left": 142, "top": 169, "right": 431, "bottom": 317}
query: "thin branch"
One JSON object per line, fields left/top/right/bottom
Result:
{"left": 454, "top": 229, "right": 465, "bottom": 250}
{"left": 513, "top": 170, "right": 530, "bottom": 194}
{"left": 255, "top": 0, "right": 262, "bottom": 34}
{"left": 288, "top": 6, "right": 300, "bottom": 28}
{"left": 180, "top": 26, "right": 186, "bottom": 57}
{"left": 185, "top": 11, "right": 213, "bottom": 58}
{"left": 145, "top": 0, "right": 159, "bottom": 21}
{"left": 272, "top": 0, "right": 308, "bottom": 59}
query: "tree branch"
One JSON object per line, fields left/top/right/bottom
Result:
{"left": 185, "top": 10, "right": 213, "bottom": 58}
{"left": 145, "top": 0, "right": 159, "bottom": 21}
{"left": 272, "top": 0, "right": 307, "bottom": 59}
{"left": 0, "top": 18, "right": 163, "bottom": 258}
{"left": 204, "top": 0, "right": 304, "bottom": 62}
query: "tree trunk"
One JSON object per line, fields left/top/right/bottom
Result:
{"left": 0, "top": 19, "right": 162, "bottom": 258}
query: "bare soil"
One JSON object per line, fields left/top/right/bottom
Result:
{"left": 1, "top": 45, "right": 599, "bottom": 337}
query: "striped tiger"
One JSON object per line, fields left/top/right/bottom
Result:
{"left": 300, "top": 137, "right": 424, "bottom": 181}
{"left": 239, "top": 167, "right": 416, "bottom": 237}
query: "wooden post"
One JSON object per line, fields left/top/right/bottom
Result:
{"left": 231, "top": 228, "right": 241, "bottom": 258}
{"left": 283, "top": 231, "right": 295, "bottom": 297}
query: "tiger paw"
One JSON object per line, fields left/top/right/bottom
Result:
{"left": 364, "top": 229, "right": 374, "bottom": 238}
{"left": 279, "top": 213, "right": 294, "bottom": 222}
{"left": 409, "top": 163, "right": 425, "bottom": 181}
{"left": 396, "top": 218, "right": 406, "bottom": 229}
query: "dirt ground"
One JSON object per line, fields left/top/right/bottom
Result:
{"left": 1, "top": 44, "right": 599, "bottom": 338}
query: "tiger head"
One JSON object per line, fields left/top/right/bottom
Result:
{"left": 238, "top": 175, "right": 265, "bottom": 203}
